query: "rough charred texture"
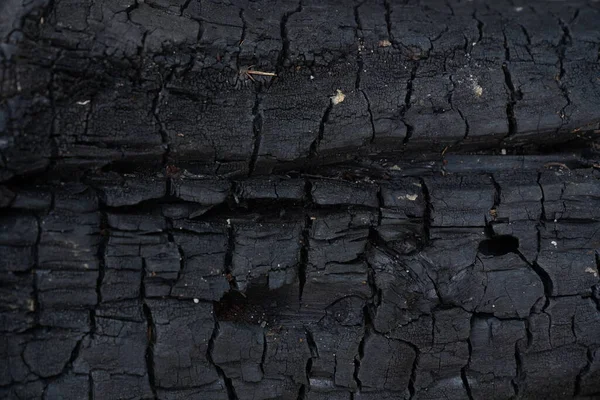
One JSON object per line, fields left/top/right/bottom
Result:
{"left": 1, "top": 0, "right": 600, "bottom": 399}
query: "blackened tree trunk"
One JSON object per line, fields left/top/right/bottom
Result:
{"left": 1, "top": 0, "right": 600, "bottom": 399}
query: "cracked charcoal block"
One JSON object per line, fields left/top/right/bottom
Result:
{"left": 302, "top": 260, "right": 370, "bottom": 310}
{"left": 262, "top": 328, "right": 311, "bottom": 386}
{"left": 476, "top": 254, "right": 544, "bottom": 318}
{"left": 358, "top": 334, "right": 415, "bottom": 394}
{"left": 306, "top": 323, "right": 363, "bottom": 390}
{"left": 308, "top": 211, "right": 375, "bottom": 267}
{"left": 170, "top": 229, "right": 229, "bottom": 301}
{"left": 129, "top": 5, "right": 200, "bottom": 52}
{"left": 311, "top": 179, "right": 378, "bottom": 207}
{"left": 579, "top": 347, "right": 600, "bottom": 396}
{"left": 231, "top": 220, "right": 302, "bottom": 291}
{"left": 171, "top": 176, "right": 231, "bottom": 205}
{"left": 73, "top": 317, "right": 148, "bottom": 376}
{"left": 0, "top": 215, "right": 38, "bottom": 245}
{"left": 54, "top": 85, "right": 164, "bottom": 169}
{"left": 537, "top": 222, "right": 599, "bottom": 296}
{"left": 235, "top": 177, "right": 305, "bottom": 201}
{"left": 368, "top": 248, "right": 436, "bottom": 335}
{"left": 320, "top": 89, "right": 372, "bottom": 152}
{"left": 467, "top": 318, "right": 526, "bottom": 399}
{"left": 412, "top": 341, "right": 469, "bottom": 399}
{"left": 89, "top": 172, "right": 167, "bottom": 207}
{"left": 100, "top": 269, "right": 141, "bottom": 301}
{"left": 23, "top": 333, "right": 83, "bottom": 378}
{"left": 38, "top": 211, "right": 101, "bottom": 270}
{"left": 286, "top": 1, "right": 356, "bottom": 66}
{"left": 520, "top": 345, "right": 588, "bottom": 400}
{"left": 37, "top": 270, "right": 98, "bottom": 308}
{"left": 147, "top": 299, "right": 219, "bottom": 389}
{"left": 212, "top": 322, "right": 265, "bottom": 383}
{"left": 44, "top": 373, "right": 90, "bottom": 399}
{"left": 425, "top": 174, "right": 495, "bottom": 227}
{"left": 156, "top": 383, "right": 229, "bottom": 400}
{"left": 2, "top": 1, "right": 600, "bottom": 399}
{"left": 91, "top": 370, "right": 154, "bottom": 400}
{"left": 257, "top": 71, "right": 331, "bottom": 164}
{"left": 162, "top": 90, "right": 255, "bottom": 168}
{"left": 360, "top": 51, "right": 410, "bottom": 143}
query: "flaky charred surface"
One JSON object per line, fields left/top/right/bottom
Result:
{"left": 2, "top": 157, "right": 600, "bottom": 399}
{"left": 1, "top": 0, "right": 600, "bottom": 180}
{"left": 1, "top": 0, "right": 600, "bottom": 399}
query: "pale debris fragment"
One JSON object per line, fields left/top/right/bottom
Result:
{"left": 585, "top": 267, "right": 598, "bottom": 277}
{"left": 468, "top": 74, "right": 483, "bottom": 97}
{"left": 397, "top": 194, "right": 419, "bottom": 201}
{"left": 331, "top": 89, "right": 346, "bottom": 105}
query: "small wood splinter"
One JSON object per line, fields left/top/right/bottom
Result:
{"left": 240, "top": 66, "right": 277, "bottom": 82}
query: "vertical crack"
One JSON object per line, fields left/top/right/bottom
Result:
{"left": 32, "top": 213, "right": 43, "bottom": 326}
{"left": 167, "top": 220, "right": 185, "bottom": 290}
{"left": 402, "top": 63, "right": 418, "bottom": 145}
{"left": 353, "top": 307, "right": 371, "bottom": 392}
{"left": 152, "top": 78, "right": 171, "bottom": 167}
{"left": 490, "top": 173, "right": 501, "bottom": 212}
{"left": 516, "top": 250, "right": 553, "bottom": 310}
{"left": 93, "top": 211, "right": 108, "bottom": 336}
{"left": 383, "top": 0, "right": 392, "bottom": 42}
{"left": 224, "top": 218, "right": 237, "bottom": 291}
{"left": 142, "top": 302, "right": 158, "bottom": 399}
{"left": 304, "top": 327, "right": 318, "bottom": 385}
{"left": 520, "top": 172, "right": 554, "bottom": 309}
{"left": 180, "top": 0, "right": 193, "bottom": 15}
{"left": 407, "top": 343, "right": 419, "bottom": 399}
{"left": 308, "top": 99, "right": 333, "bottom": 158}
{"left": 353, "top": 337, "right": 420, "bottom": 399}
{"left": 458, "top": 109, "right": 470, "bottom": 140}
{"left": 502, "top": 31, "right": 518, "bottom": 139}
{"left": 593, "top": 253, "right": 600, "bottom": 311}
{"left": 354, "top": 1, "right": 365, "bottom": 90}
{"left": 239, "top": 9, "right": 247, "bottom": 46}
{"left": 419, "top": 178, "right": 432, "bottom": 245}
{"left": 519, "top": 24, "right": 534, "bottom": 61}
{"left": 248, "top": 91, "right": 263, "bottom": 176}
{"left": 448, "top": 75, "right": 470, "bottom": 140}
{"left": 207, "top": 317, "right": 239, "bottom": 400}
{"left": 276, "top": 1, "right": 303, "bottom": 74}
{"left": 234, "top": 8, "right": 247, "bottom": 72}
{"left": 537, "top": 172, "right": 547, "bottom": 221}
{"left": 473, "top": 11, "right": 484, "bottom": 44}
{"left": 361, "top": 90, "right": 376, "bottom": 144}
{"left": 139, "top": 226, "right": 157, "bottom": 399}
{"left": 573, "top": 348, "right": 593, "bottom": 396}
{"left": 260, "top": 330, "right": 267, "bottom": 376}
{"left": 299, "top": 180, "right": 313, "bottom": 302}
{"left": 461, "top": 317, "right": 474, "bottom": 400}
{"left": 556, "top": 19, "right": 572, "bottom": 129}
{"left": 512, "top": 340, "right": 523, "bottom": 397}
{"left": 376, "top": 184, "right": 383, "bottom": 227}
